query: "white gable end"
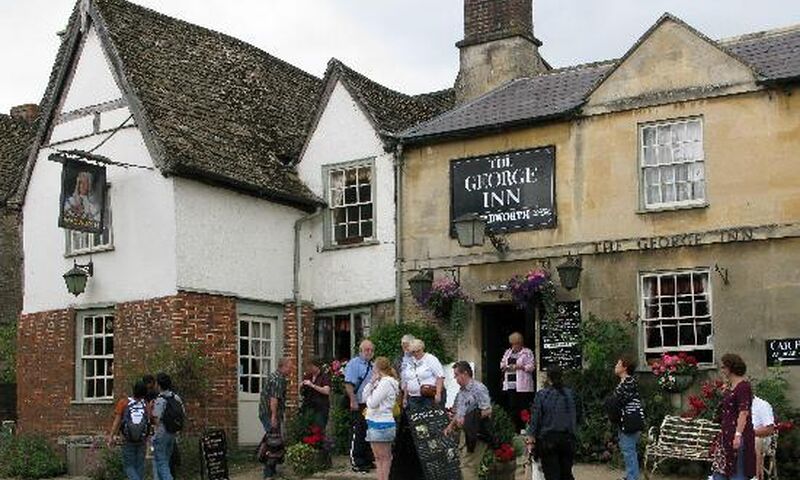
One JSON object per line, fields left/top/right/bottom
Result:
{"left": 60, "top": 26, "right": 124, "bottom": 113}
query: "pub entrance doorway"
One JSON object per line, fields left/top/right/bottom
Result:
{"left": 480, "top": 303, "right": 536, "bottom": 405}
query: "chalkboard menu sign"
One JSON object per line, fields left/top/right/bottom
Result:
{"left": 200, "top": 430, "right": 230, "bottom": 480}
{"left": 766, "top": 338, "right": 800, "bottom": 366}
{"left": 450, "top": 146, "right": 556, "bottom": 234}
{"left": 540, "top": 302, "right": 582, "bottom": 370}
{"left": 408, "top": 406, "right": 461, "bottom": 480}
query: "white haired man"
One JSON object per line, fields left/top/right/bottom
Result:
{"left": 344, "top": 340, "right": 376, "bottom": 473}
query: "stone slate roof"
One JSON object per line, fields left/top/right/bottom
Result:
{"left": 724, "top": 24, "right": 800, "bottom": 83}
{"left": 0, "top": 115, "right": 35, "bottom": 205}
{"left": 20, "top": 0, "right": 326, "bottom": 209}
{"left": 403, "top": 19, "right": 800, "bottom": 144}
{"left": 401, "top": 60, "right": 614, "bottom": 142}
{"left": 326, "top": 59, "right": 455, "bottom": 135}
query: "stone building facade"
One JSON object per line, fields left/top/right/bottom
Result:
{"left": 399, "top": 14, "right": 800, "bottom": 399}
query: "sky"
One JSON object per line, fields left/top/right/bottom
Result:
{"left": 1, "top": 0, "right": 799, "bottom": 113}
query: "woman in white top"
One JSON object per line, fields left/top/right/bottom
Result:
{"left": 363, "top": 356, "right": 399, "bottom": 480}
{"left": 400, "top": 339, "right": 445, "bottom": 409}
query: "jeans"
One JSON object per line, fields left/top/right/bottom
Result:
{"left": 619, "top": 431, "right": 641, "bottom": 480}
{"left": 152, "top": 433, "right": 175, "bottom": 480}
{"left": 121, "top": 442, "right": 146, "bottom": 480}
{"left": 712, "top": 444, "right": 748, "bottom": 480}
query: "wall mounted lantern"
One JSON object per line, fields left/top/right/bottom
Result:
{"left": 556, "top": 255, "right": 582, "bottom": 290}
{"left": 453, "top": 213, "right": 509, "bottom": 253}
{"left": 63, "top": 260, "right": 93, "bottom": 296}
{"left": 408, "top": 269, "right": 434, "bottom": 302}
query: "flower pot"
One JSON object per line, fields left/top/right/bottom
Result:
{"left": 487, "top": 459, "right": 516, "bottom": 480}
{"left": 663, "top": 374, "right": 694, "bottom": 393}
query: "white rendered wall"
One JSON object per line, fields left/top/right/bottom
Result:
{"left": 174, "top": 179, "right": 302, "bottom": 303}
{"left": 297, "top": 81, "right": 396, "bottom": 309}
{"left": 61, "top": 27, "right": 122, "bottom": 112}
{"left": 23, "top": 26, "right": 177, "bottom": 314}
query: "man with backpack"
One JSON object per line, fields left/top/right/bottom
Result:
{"left": 108, "top": 381, "right": 150, "bottom": 480}
{"left": 152, "top": 373, "right": 185, "bottom": 480}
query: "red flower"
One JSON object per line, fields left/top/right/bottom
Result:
{"left": 776, "top": 421, "right": 795, "bottom": 433}
{"left": 520, "top": 409, "right": 531, "bottom": 424}
{"left": 688, "top": 395, "right": 707, "bottom": 412}
{"left": 494, "top": 443, "right": 516, "bottom": 462}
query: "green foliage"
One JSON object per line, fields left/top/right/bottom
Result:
{"left": 284, "top": 409, "right": 315, "bottom": 446}
{"left": 86, "top": 444, "right": 124, "bottom": 480}
{"left": 448, "top": 299, "right": 469, "bottom": 339}
{"left": 174, "top": 436, "right": 204, "bottom": 479}
{"left": 490, "top": 403, "right": 517, "bottom": 445}
{"left": 0, "top": 435, "right": 66, "bottom": 479}
{"left": 329, "top": 397, "right": 352, "bottom": 455}
{"left": 564, "top": 314, "right": 650, "bottom": 462}
{"left": 369, "top": 322, "right": 452, "bottom": 364}
{"left": 0, "top": 323, "right": 16, "bottom": 383}
{"left": 754, "top": 368, "right": 800, "bottom": 478}
{"left": 285, "top": 442, "right": 318, "bottom": 477}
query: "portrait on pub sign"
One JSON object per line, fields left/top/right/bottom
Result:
{"left": 58, "top": 158, "right": 106, "bottom": 234}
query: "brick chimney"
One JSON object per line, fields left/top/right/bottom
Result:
{"left": 455, "top": 0, "right": 547, "bottom": 104}
{"left": 10, "top": 104, "right": 40, "bottom": 124}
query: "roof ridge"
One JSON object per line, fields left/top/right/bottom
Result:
{"left": 94, "top": 0, "right": 320, "bottom": 83}
{"left": 536, "top": 59, "right": 618, "bottom": 77}
{"left": 719, "top": 23, "right": 800, "bottom": 45}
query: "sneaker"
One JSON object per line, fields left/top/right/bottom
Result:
{"left": 352, "top": 466, "right": 370, "bottom": 473}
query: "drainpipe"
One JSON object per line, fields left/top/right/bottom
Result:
{"left": 393, "top": 141, "right": 405, "bottom": 325}
{"left": 294, "top": 206, "right": 323, "bottom": 388}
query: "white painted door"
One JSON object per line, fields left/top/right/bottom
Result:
{"left": 237, "top": 314, "right": 278, "bottom": 446}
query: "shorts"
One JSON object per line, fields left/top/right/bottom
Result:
{"left": 366, "top": 426, "right": 396, "bottom": 443}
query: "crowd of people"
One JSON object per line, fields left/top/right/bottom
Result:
{"left": 104, "top": 334, "right": 776, "bottom": 480}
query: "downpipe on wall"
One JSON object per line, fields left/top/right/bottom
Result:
{"left": 294, "top": 206, "right": 323, "bottom": 387}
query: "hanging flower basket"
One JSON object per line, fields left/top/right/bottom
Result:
{"left": 419, "top": 277, "right": 469, "bottom": 319}
{"left": 506, "top": 268, "right": 558, "bottom": 327}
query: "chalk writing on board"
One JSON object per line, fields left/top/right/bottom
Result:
{"left": 540, "top": 301, "right": 582, "bottom": 370}
{"left": 407, "top": 406, "right": 461, "bottom": 480}
{"left": 200, "top": 430, "right": 230, "bottom": 480}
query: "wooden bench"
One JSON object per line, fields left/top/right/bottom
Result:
{"left": 643, "top": 415, "right": 720, "bottom": 479}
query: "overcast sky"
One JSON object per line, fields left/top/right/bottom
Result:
{"left": 1, "top": 1, "right": 799, "bottom": 113}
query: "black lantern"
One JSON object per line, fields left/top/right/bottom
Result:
{"left": 63, "top": 260, "right": 93, "bottom": 296}
{"left": 453, "top": 213, "right": 485, "bottom": 248}
{"left": 556, "top": 255, "right": 582, "bottom": 290}
{"left": 408, "top": 270, "right": 433, "bottom": 302}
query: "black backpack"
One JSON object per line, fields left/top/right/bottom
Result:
{"left": 121, "top": 398, "right": 149, "bottom": 443}
{"left": 160, "top": 393, "right": 185, "bottom": 434}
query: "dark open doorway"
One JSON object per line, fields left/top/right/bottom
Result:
{"left": 480, "top": 303, "right": 536, "bottom": 403}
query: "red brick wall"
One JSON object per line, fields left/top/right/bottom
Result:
{"left": 282, "top": 302, "right": 315, "bottom": 410}
{"left": 16, "top": 293, "right": 239, "bottom": 442}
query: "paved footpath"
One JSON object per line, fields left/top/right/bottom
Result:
{"left": 230, "top": 455, "right": 695, "bottom": 480}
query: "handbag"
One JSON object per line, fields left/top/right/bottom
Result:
{"left": 257, "top": 427, "right": 285, "bottom": 464}
{"left": 414, "top": 362, "right": 437, "bottom": 399}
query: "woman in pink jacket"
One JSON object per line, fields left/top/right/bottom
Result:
{"left": 500, "top": 332, "right": 536, "bottom": 432}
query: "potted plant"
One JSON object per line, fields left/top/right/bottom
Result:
{"left": 650, "top": 352, "right": 699, "bottom": 393}
{"left": 301, "top": 424, "right": 333, "bottom": 470}
{"left": 477, "top": 405, "right": 520, "bottom": 480}
{"left": 506, "top": 268, "right": 557, "bottom": 327}
{"left": 683, "top": 379, "right": 726, "bottom": 420}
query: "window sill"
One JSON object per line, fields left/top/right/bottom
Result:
{"left": 65, "top": 245, "right": 115, "bottom": 258}
{"left": 322, "top": 239, "right": 380, "bottom": 252}
{"left": 637, "top": 202, "right": 708, "bottom": 214}
{"left": 70, "top": 399, "right": 114, "bottom": 406}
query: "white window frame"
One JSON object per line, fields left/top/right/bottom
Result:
{"left": 238, "top": 314, "right": 278, "bottom": 398}
{"left": 65, "top": 185, "right": 113, "bottom": 256}
{"left": 314, "top": 309, "right": 371, "bottom": 361}
{"left": 322, "top": 158, "right": 376, "bottom": 248}
{"left": 638, "top": 268, "right": 714, "bottom": 366}
{"left": 639, "top": 117, "right": 707, "bottom": 211}
{"left": 75, "top": 309, "right": 115, "bottom": 403}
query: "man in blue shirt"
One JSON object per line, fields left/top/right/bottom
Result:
{"left": 344, "top": 339, "right": 375, "bottom": 473}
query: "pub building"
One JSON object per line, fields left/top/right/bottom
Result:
{"left": 397, "top": 1, "right": 800, "bottom": 400}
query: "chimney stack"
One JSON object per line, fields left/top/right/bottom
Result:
{"left": 10, "top": 104, "right": 40, "bottom": 124}
{"left": 455, "top": 0, "right": 547, "bottom": 104}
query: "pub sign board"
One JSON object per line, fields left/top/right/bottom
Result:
{"left": 450, "top": 146, "right": 556, "bottom": 234}
{"left": 58, "top": 157, "right": 106, "bottom": 234}
{"left": 766, "top": 338, "right": 800, "bottom": 367}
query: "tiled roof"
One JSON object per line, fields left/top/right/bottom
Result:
{"left": 19, "top": 0, "right": 325, "bottom": 209}
{"left": 401, "top": 61, "right": 613, "bottom": 142}
{"left": 403, "top": 20, "right": 800, "bottom": 144}
{"left": 327, "top": 59, "right": 455, "bottom": 135}
{"left": 723, "top": 24, "right": 800, "bottom": 82}
{"left": 0, "top": 115, "right": 35, "bottom": 204}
